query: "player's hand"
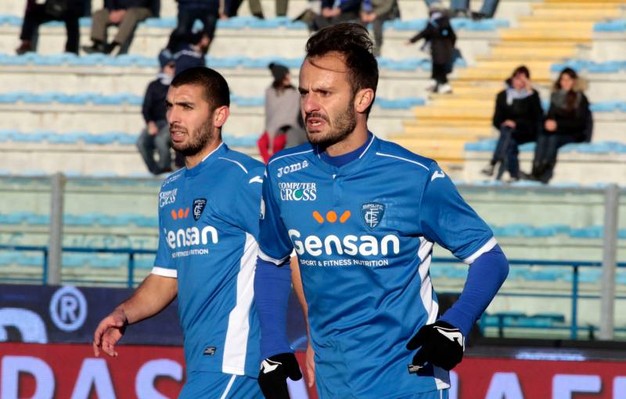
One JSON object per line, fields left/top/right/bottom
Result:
{"left": 258, "top": 353, "right": 302, "bottom": 399}
{"left": 305, "top": 343, "right": 315, "bottom": 388}
{"left": 406, "top": 320, "right": 465, "bottom": 372}
{"left": 93, "top": 308, "right": 128, "bottom": 357}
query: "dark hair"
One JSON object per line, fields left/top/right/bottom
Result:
{"left": 511, "top": 65, "right": 530, "bottom": 79}
{"left": 171, "top": 66, "right": 230, "bottom": 109}
{"left": 305, "top": 23, "right": 378, "bottom": 114}
{"left": 554, "top": 67, "right": 580, "bottom": 111}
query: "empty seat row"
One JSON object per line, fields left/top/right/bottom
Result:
{"left": 465, "top": 139, "right": 626, "bottom": 154}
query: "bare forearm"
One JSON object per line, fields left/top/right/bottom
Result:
{"left": 117, "top": 274, "right": 177, "bottom": 325}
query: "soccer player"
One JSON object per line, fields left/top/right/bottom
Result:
{"left": 254, "top": 23, "right": 509, "bottom": 398}
{"left": 93, "top": 67, "right": 265, "bottom": 399}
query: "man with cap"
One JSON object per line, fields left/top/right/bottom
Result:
{"left": 136, "top": 50, "right": 177, "bottom": 175}
{"left": 257, "top": 62, "right": 305, "bottom": 163}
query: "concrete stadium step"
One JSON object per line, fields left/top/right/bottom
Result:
{"left": 517, "top": 20, "right": 596, "bottom": 31}
{"left": 395, "top": 125, "right": 493, "bottom": 138}
{"left": 456, "top": 68, "right": 553, "bottom": 84}
{"left": 529, "top": 8, "right": 623, "bottom": 19}
{"left": 463, "top": 150, "right": 626, "bottom": 185}
{"left": 539, "top": 0, "right": 624, "bottom": 6}
{"left": 481, "top": 46, "right": 579, "bottom": 60}
{"left": 413, "top": 106, "right": 492, "bottom": 120}
{"left": 499, "top": 29, "right": 593, "bottom": 43}
{"left": 403, "top": 119, "right": 492, "bottom": 129}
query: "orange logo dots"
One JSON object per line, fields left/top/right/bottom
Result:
{"left": 312, "top": 210, "right": 351, "bottom": 224}
{"left": 171, "top": 208, "right": 190, "bottom": 220}
{"left": 312, "top": 211, "right": 324, "bottom": 224}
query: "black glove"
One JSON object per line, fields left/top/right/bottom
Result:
{"left": 258, "top": 353, "right": 303, "bottom": 399}
{"left": 406, "top": 320, "right": 465, "bottom": 372}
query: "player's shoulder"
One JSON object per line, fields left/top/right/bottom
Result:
{"left": 218, "top": 146, "right": 265, "bottom": 176}
{"left": 160, "top": 168, "right": 185, "bottom": 191}
{"left": 267, "top": 143, "right": 315, "bottom": 170}
{"left": 373, "top": 138, "right": 438, "bottom": 174}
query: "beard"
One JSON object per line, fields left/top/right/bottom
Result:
{"left": 171, "top": 118, "right": 215, "bottom": 157}
{"left": 306, "top": 100, "right": 357, "bottom": 149}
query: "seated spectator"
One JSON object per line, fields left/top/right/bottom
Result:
{"left": 257, "top": 62, "right": 304, "bottom": 163}
{"left": 407, "top": 1, "right": 456, "bottom": 94}
{"left": 361, "top": 0, "right": 400, "bottom": 57}
{"left": 526, "top": 67, "right": 593, "bottom": 184}
{"left": 482, "top": 65, "right": 543, "bottom": 181}
{"left": 309, "top": 0, "right": 364, "bottom": 32}
{"left": 16, "top": 0, "right": 85, "bottom": 55}
{"left": 449, "top": 0, "right": 500, "bottom": 19}
{"left": 82, "top": 0, "right": 154, "bottom": 56}
{"left": 136, "top": 50, "right": 176, "bottom": 175}
{"left": 165, "top": 0, "right": 219, "bottom": 55}
{"left": 225, "top": 0, "right": 291, "bottom": 18}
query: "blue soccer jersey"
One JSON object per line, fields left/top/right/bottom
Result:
{"left": 153, "top": 143, "right": 264, "bottom": 378}
{"left": 258, "top": 135, "right": 497, "bottom": 397}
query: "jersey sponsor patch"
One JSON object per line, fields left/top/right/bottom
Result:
{"left": 203, "top": 346, "right": 217, "bottom": 356}
{"left": 159, "top": 188, "right": 177, "bottom": 208}
{"left": 279, "top": 182, "right": 317, "bottom": 201}
{"left": 193, "top": 198, "right": 207, "bottom": 221}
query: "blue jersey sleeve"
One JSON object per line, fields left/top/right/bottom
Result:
{"left": 419, "top": 168, "right": 495, "bottom": 262}
{"left": 258, "top": 169, "right": 293, "bottom": 263}
{"left": 220, "top": 165, "right": 264, "bottom": 239}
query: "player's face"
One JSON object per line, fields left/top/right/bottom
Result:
{"left": 299, "top": 53, "right": 357, "bottom": 148}
{"left": 166, "top": 84, "right": 216, "bottom": 157}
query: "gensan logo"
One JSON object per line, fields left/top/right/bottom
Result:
{"left": 289, "top": 209, "right": 400, "bottom": 257}
{"left": 165, "top": 207, "right": 218, "bottom": 253}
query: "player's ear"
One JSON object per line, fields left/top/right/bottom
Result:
{"left": 354, "top": 88, "right": 374, "bottom": 114}
{"left": 212, "top": 105, "right": 230, "bottom": 128}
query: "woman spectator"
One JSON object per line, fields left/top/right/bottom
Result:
{"left": 257, "top": 62, "right": 305, "bottom": 163}
{"left": 526, "top": 67, "right": 593, "bottom": 183}
{"left": 481, "top": 65, "right": 543, "bottom": 181}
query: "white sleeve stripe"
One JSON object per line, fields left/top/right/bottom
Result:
{"left": 375, "top": 152, "right": 430, "bottom": 171}
{"left": 258, "top": 249, "right": 291, "bottom": 265}
{"left": 463, "top": 237, "right": 498, "bottom": 264}
{"left": 151, "top": 266, "right": 177, "bottom": 278}
{"left": 218, "top": 157, "right": 248, "bottom": 173}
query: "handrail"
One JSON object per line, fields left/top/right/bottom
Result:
{"left": 1, "top": 245, "right": 625, "bottom": 339}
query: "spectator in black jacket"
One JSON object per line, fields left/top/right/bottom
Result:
{"left": 82, "top": 0, "right": 154, "bottom": 55}
{"left": 165, "top": 0, "right": 219, "bottom": 55}
{"left": 527, "top": 67, "right": 593, "bottom": 183}
{"left": 310, "top": 0, "right": 364, "bottom": 32}
{"left": 407, "top": 1, "right": 456, "bottom": 94}
{"left": 482, "top": 65, "right": 543, "bottom": 181}
{"left": 16, "top": 0, "right": 85, "bottom": 55}
{"left": 136, "top": 50, "right": 176, "bottom": 175}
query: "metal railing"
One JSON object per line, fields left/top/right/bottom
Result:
{"left": 1, "top": 244, "right": 624, "bottom": 340}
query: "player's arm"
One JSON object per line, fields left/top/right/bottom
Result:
{"left": 93, "top": 273, "right": 177, "bottom": 357}
{"left": 407, "top": 168, "right": 509, "bottom": 371}
{"left": 255, "top": 170, "right": 302, "bottom": 398}
{"left": 290, "top": 256, "right": 315, "bottom": 388}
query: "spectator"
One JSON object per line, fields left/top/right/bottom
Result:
{"left": 165, "top": 0, "right": 219, "bottom": 55}
{"left": 224, "top": 0, "right": 265, "bottom": 19}
{"left": 82, "top": 0, "right": 154, "bottom": 56}
{"left": 310, "top": 0, "right": 364, "bottom": 32}
{"left": 361, "top": 0, "right": 401, "bottom": 57}
{"left": 15, "top": 0, "right": 85, "bottom": 55}
{"left": 526, "top": 67, "right": 593, "bottom": 184}
{"left": 257, "top": 62, "right": 304, "bottom": 163}
{"left": 172, "top": 34, "right": 208, "bottom": 75}
{"left": 449, "top": 0, "right": 500, "bottom": 19}
{"left": 136, "top": 50, "right": 176, "bottom": 175}
{"left": 407, "top": 1, "right": 457, "bottom": 94}
{"left": 482, "top": 65, "right": 543, "bottom": 181}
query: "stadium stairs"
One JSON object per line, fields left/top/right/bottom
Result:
{"left": 387, "top": 0, "right": 626, "bottom": 183}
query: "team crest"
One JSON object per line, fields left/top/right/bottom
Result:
{"left": 192, "top": 198, "right": 207, "bottom": 221}
{"left": 361, "top": 202, "right": 385, "bottom": 229}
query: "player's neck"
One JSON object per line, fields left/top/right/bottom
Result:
{"left": 185, "top": 140, "right": 223, "bottom": 169}
{"left": 324, "top": 125, "right": 369, "bottom": 157}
